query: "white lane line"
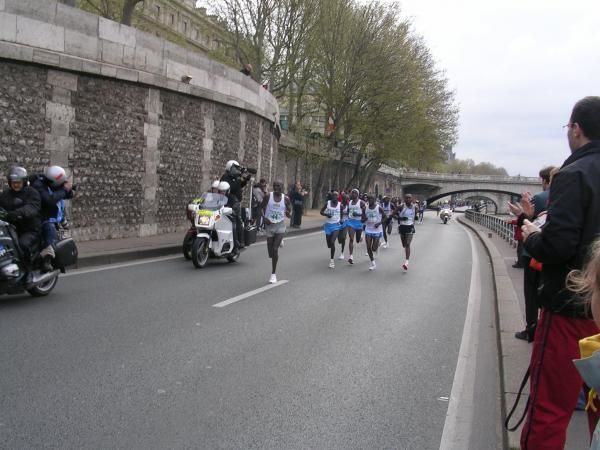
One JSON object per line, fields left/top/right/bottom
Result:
{"left": 65, "top": 231, "right": 323, "bottom": 277}
{"left": 63, "top": 255, "right": 181, "bottom": 277}
{"left": 439, "top": 225, "right": 482, "bottom": 450}
{"left": 212, "top": 280, "right": 289, "bottom": 308}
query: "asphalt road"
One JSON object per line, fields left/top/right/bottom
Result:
{"left": 0, "top": 213, "right": 500, "bottom": 449}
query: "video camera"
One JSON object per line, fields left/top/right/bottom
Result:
{"left": 240, "top": 166, "right": 257, "bottom": 175}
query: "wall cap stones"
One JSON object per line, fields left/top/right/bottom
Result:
{"left": 0, "top": 0, "right": 279, "bottom": 124}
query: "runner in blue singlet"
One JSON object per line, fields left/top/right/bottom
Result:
{"left": 320, "top": 191, "right": 342, "bottom": 269}
{"left": 362, "top": 195, "right": 386, "bottom": 271}
{"left": 345, "top": 189, "right": 365, "bottom": 265}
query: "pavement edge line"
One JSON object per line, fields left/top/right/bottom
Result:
{"left": 458, "top": 215, "right": 524, "bottom": 450}
{"left": 439, "top": 220, "right": 482, "bottom": 449}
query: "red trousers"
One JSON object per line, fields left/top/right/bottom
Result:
{"left": 521, "top": 309, "right": 600, "bottom": 449}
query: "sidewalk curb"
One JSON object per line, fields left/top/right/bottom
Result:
{"left": 75, "top": 225, "right": 323, "bottom": 269}
{"left": 458, "top": 216, "right": 529, "bottom": 450}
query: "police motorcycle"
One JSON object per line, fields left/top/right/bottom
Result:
{"left": 185, "top": 191, "right": 240, "bottom": 268}
{"left": 440, "top": 205, "right": 452, "bottom": 224}
{"left": 0, "top": 209, "right": 77, "bottom": 297}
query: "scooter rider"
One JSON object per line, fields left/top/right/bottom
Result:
{"left": 29, "top": 166, "right": 74, "bottom": 271}
{"left": 0, "top": 166, "right": 42, "bottom": 271}
{"left": 220, "top": 160, "right": 252, "bottom": 250}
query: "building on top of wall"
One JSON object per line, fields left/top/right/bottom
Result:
{"left": 134, "top": 0, "right": 233, "bottom": 57}
{"left": 77, "top": 0, "right": 236, "bottom": 64}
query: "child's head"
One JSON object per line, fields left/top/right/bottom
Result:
{"left": 567, "top": 239, "right": 600, "bottom": 327}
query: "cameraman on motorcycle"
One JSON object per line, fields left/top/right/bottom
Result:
{"left": 0, "top": 166, "right": 42, "bottom": 272}
{"left": 220, "top": 160, "right": 252, "bottom": 251}
{"left": 29, "top": 166, "right": 74, "bottom": 271}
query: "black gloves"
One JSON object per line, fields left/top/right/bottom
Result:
{"left": 4, "top": 211, "right": 19, "bottom": 223}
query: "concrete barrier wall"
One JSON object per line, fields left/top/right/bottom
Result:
{"left": 0, "top": 0, "right": 280, "bottom": 241}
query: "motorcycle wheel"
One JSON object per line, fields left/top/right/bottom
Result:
{"left": 182, "top": 232, "right": 194, "bottom": 260}
{"left": 192, "top": 237, "right": 210, "bottom": 269}
{"left": 444, "top": 218, "right": 448, "bottom": 224}
{"left": 27, "top": 274, "right": 59, "bottom": 297}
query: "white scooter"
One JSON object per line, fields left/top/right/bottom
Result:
{"left": 186, "top": 192, "right": 239, "bottom": 268}
{"left": 440, "top": 207, "right": 452, "bottom": 224}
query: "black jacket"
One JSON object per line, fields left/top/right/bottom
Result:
{"left": 220, "top": 172, "right": 250, "bottom": 203}
{"left": 29, "top": 175, "right": 73, "bottom": 221}
{"left": 0, "top": 185, "right": 42, "bottom": 233}
{"left": 524, "top": 140, "right": 600, "bottom": 318}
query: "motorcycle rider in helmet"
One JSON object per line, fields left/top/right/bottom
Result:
{"left": 0, "top": 166, "right": 42, "bottom": 272}
{"left": 29, "top": 166, "right": 74, "bottom": 271}
{"left": 217, "top": 181, "right": 231, "bottom": 196}
{"left": 220, "top": 160, "right": 251, "bottom": 251}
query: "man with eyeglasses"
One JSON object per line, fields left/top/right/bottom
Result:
{"left": 518, "top": 97, "right": 600, "bottom": 449}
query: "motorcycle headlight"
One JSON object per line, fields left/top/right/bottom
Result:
{"left": 198, "top": 216, "right": 210, "bottom": 226}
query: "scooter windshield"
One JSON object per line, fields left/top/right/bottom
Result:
{"left": 198, "top": 193, "right": 228, "bottom": 210}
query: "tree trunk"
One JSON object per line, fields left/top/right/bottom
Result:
{"left": 359, "top": 159, "right": 379, "bottom": 193}
{"left": 346, "top": 152, "right": 364, "bottom": 191}
{"left": 312, "top": 160, "right": 328, "bottom": 207}
{"left": 121, "top": 0, "right": 142, "bottom": 26}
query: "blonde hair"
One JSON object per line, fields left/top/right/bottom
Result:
{"left": 567, "top": 239, "right": 600, "bottom": 307}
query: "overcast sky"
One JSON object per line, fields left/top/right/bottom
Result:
{"left": 392, "top": 0, "right": 600, "bottom": 176}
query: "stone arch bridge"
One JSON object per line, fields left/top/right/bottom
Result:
{"left": 375, "top": 168, "right": 541, "bottom": 214}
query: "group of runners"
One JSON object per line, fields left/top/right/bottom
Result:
{"left": 319, "top": 190, "right": 417, "bottom": 271}
{"left": 259, "top": 182, "right": 422, "bottom": 283}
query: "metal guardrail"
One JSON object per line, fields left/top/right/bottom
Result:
{"left": 465, "top": 210, "right": 516, "bottom": 246}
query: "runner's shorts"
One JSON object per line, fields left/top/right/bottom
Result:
{"left": 324, "top": 222, "right": 342, "bottom": 236}
{"left": 398, "top": 224, "right": 415, "bottom": 235}
{"left": 346, "top": 219, "right": 363, "bottom": 231}
{"left": 365, "top": 231, "right": 383, "bottom": 239}
{"left": 265, "top": 221, "right": 286, "bottom": 237}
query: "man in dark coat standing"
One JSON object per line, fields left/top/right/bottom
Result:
{"left": 520, "top": 96, "right": 600, "bottom": 449}
{"left": 289, "top": 181, "right": 306, "bottom": 228}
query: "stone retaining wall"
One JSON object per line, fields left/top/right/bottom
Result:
{"left": 0, "top": 1, "right": 280, "bottom": 241}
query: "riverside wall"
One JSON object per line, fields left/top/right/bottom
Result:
{"left": 0, "top": 0, "right": 280, "bottom": 240}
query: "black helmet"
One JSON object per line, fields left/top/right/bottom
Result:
{"left": 7, "top": 166, "right": 27, "bottom": 184}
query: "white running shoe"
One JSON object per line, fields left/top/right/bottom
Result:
{"left": 365, "top": 252, "right": 369, "bottom": 256}
{"left": 269, "top": 274, "right": 277, "bottom": 284}
{"left": 348, "top": 256, "right": 354, "bottom": 265}
{"left": 382, "top": 242, "right": 388, "bottom": 249}
{"left": 329, "top": 260, "right": 335, "bottom": 269}
{"left": 338, "top": 254, "right": 345, "bottom": 260}
{"left": 402, "top": 261, "right": 409, "bottom": 271}
{"left": 280, "top": 239, "right": 285, "bottom": 248}
{"left": 369, "top": 260, "right": 377, "bottom": 271}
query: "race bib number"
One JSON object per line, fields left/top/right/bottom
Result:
{"left": 270, "top": 209, "right": 284, "bottom": 222}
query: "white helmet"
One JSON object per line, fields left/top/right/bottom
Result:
{"left": 211, "top": 180, "right": 220, "bottom": 189}
{"left": 225, "top": 160, "right": 239, "bottom": 172}
{"left": 45, "top": 165, "right": 67, "bottom": 187}
{"left": 218, "top": 181, "right": 230, "bottom": 193}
